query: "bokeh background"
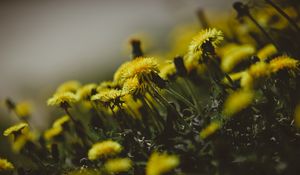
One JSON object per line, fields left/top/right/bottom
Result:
{"left": 0, "top": 0, "right": 236, "bottom": 128}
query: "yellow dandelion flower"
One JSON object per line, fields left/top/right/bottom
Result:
{"left": 56, "top": 80, "right": 81, "bottom": 93}
{"left": 15, "top": 101, "right": 32, "bottom": 119}
{"left": 294, "top": 104, "right": 300, "bottom": 128}
{"left": 12, "top": 131, "right": 36, "bottom": 153}
{"left": 88, "top": 140, "right": 122, "bottom": 160}
{"left": 122, "top": 76, "right": 147, "bottom": 95}
{"left": 269, "top": 55, "right": 299, "bottom": 73}
{"left": 104, "top": 158, "right": 132, "bottom": 174}
{"left": 221, "top": 44, "right": 256, "bottom": 72}
{"left": 44, "top": 126, "right": 63, "bottom": 141}
{"left": 3, "top": 122, "right": 29, "bottom": 137}
{"left": 53, "top": 115, "right": 70, "bottom": 128}
{"left": 113, "top": 61, "right": 131, "bottom": 83}
{"left": 121, "top": 57, "right": 159, "bottom": 83}
{"left": 223, "top": 90, "right": 254, "bottom": 117}
{"left": 199, "top": 121, "right": 221, "bottom": 139}
{"left": 0, "top": 158, "right": 14, "bottom": 171}
{"left": 248, "top": 61, "right": 271, "bottom": 78}
{"left": 47, "top": 92, "right": 78, "bottom": 108}
{"left": 97, "top": 81, "right": 118, "bottom": 92}
{"left": 257, "top": 44, "right": 277, "bottom": 61}
{"left": 146, "top": 152, "right": 179, "bottom": 175}
{"left": 188, "top": 28, "right": 223, "bottom": 55}
{"left": 77, "top": 83, "right": 97, "bottom": 100}
{"left": 159, "top": 62, "right": 176, "bottom": 79}
{"left": 91, "top": 89, "right": 123, "bottom": 106}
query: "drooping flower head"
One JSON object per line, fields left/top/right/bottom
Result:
{"left": 88, "top": 140, "right": 122, "bottom": 160}
{"left": 146, "top": 152, "right": 179, "bottom": 175}
{"left": 47, "top": 92, "right": 79, "bottom": 108}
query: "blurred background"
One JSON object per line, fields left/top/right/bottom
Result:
{"left": 0, "top": 0, "right": 236, "bottom": 128}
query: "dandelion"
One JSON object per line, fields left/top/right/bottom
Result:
{"left": 121, "top": 57, "right": 159, "bottom": 83}
{"left": 15, "top": 101, "right": 32, "bottom": 119}
{"left": 248, "top": 61, "right": 271, "bottom": 78}
{"left": 269, "top": 55, "right": 299, "bottom": 73}
{"left": 91, "top": 89, "right": 123, "bottom": 107}
{"left": 97, "top": 81, "right": 119, "bottom": 92}
{"left": 3, "top": 122, "right": 29, "bottom": 137}
{"left": 56, "top": 80, "right": 81, "bottom": 93}
{"left": 294, "top": 104, "right": 300, "bottom": 128}
{"left": 113, "top": 61, "right": 131, "bottom": 83}
{"left": 146, "top": 152, "right": 179, "bottom": 175}
{"left": 47, "top": 92, "right": 78, "bottom": 108}
{"left": 257, "top": 44, "right": 277, "bottom": 61}
{"left": 12, "top": 131, "right": 36, "bottom": 153}
{"left": 223, "top": 90, "right": 254, "bottom": 117}
{"left": 44, "top": 126, "right": 63, "bottom": 141}
{"left": 122, "top": 76, "right": 146, "bottom": 95}
{"left": 199, "top": 121, "right": 221, "bottom": 139}
{"left": 77, "top": 83, "right": 97, "bottom": 101}
{"left": 53, "top": 115, "right": 70, "bottom": 128}
{"left": 0, "top": 158, "right": 14, "bottom": 171}
{"left": 188, "top": 28, "right": 223, "bottom": 56}
{"left": 104, "top": 158, "right": 132, "bottom": 173}
{"left": 221, "top": 44, "right": 256, "bottom": 72}
{"left": 88, "top": 140, "right": 122, "bottom": 160}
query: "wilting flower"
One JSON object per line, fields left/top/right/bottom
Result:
{"left": 3, "top": 122, "right": 29, "bottom": 137}
{"left": 223, "top": 90, "right": 254, "bottom": 117}
{"left": 269, "top": 55, "right": 299, "bottom": 73}
{"left": 221, "top": 44, "right": 256, "bottom": 72}
{"left": 104, "top": 158, "right": 132, "bottom": 173}
{"left": 199, "top": 121, "right": 222, "bottom": 139}
{"left": 56, "top": 80, "right": 81, "bottom": 93}
{"left": 0, "top": 158, "right": 14, "bottom": 171}
{"left": 15, "top": 101, "right": 32, "bottom": 119}
{"left": 88, "top": 140, "right": 122, "bottom": 160}
{"left": 257, "top": 44, "right": 277, "bottom": 61}
{"left": 77, "top": 83, "right": 97, "bottom": 101}
{"left": 47, "top": 92, "right": 78, "bottom": 108}
{"left": 146, "top": 152, "right": 179, "bottom": 175}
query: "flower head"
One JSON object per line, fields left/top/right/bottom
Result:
{"left": 221, "top": 44, "right": 256, "bottom": 72}
{"left": 122, "top": 76, "right": 146, "bottom": 95}
{"left": 0, "top": 158, "right": 14, "bottom": 171}
{"left": 200, "top": 121, "right": 221, "bottom": 139}
{"left": 88, "top": 140, "right": 122, "bottom": 160}
{"left": 3, "top": 122, "right": 29, "bottom": 137}
{"left": 47, "top": 92, "right": 78, "bottom": 108}
{"left": 15, "top": 101, "right": 32, "bottom": 119}
{"left": 113, "top": 61, "right": 132, "bottom": 83}
{"left": 188, "top": 28, "right": 223, "bottom": 55}
{"left": 104, "top": 158, "right": 132, "bottom": 173}
{"left": 56, "top": 80, "right": 81, "bottom": 93}
{"left": 91, "top": 89, "right": 123, "bottom": 107}
{"left": 77, "top": 83, "right": 97, "bottom": 101}
{"left": 53, "top": 115, "right": 70, "bottom": 128}
{"left": 248, "top": 61, "right": 271, "bottom": 78}
{"left": 146, "top": 152, "right": 179, "bottom": 175}
{"left": 223, "top": 90, "right": 254, "bottom": 117}
{"left": 121, "top": 57, "right": 159, "bottom": 83}
{"left": 269, "top": 55, "right": 299, "bottom": 73}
